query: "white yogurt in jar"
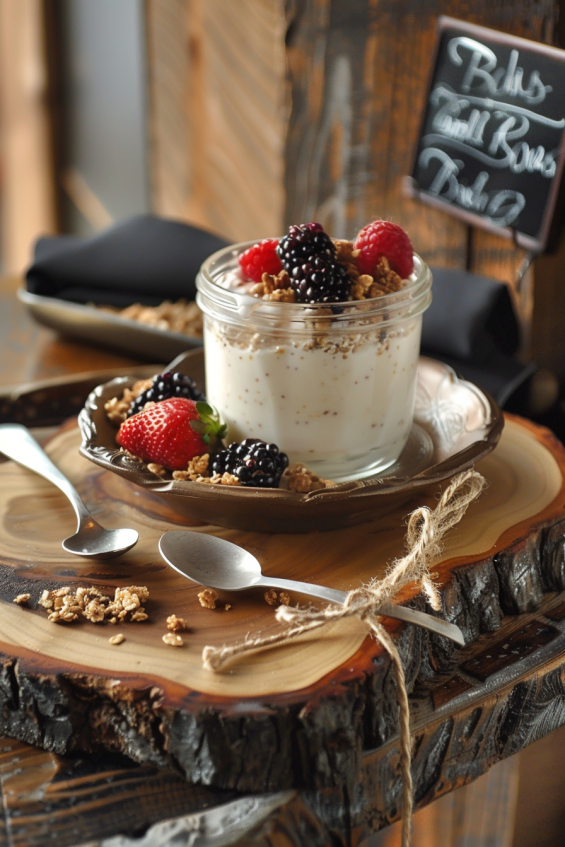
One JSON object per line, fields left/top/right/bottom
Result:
{"left": 197, "top": 245, "right": 432, "bottom": 482}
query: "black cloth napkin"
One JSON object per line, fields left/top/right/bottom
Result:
{"left": 422, "top": 266, "right": 530, "bottom": 406}
{"left": 25, "top": 215, "right": 230, "bottom": 308}
{"left": 25, "top": 219, "right": 531, "bottom": 407}
{"left": 423, "top": 266, "right": 519, "bottom": 362}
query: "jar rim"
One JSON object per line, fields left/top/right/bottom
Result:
{"left": 198, "top": 239, "right": 429, "bottom": 304}
{"left": 196, "top": 239, "right": 432, "bottom": 328}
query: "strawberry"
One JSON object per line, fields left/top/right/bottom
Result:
{"left": 239, "top": 239, "right": 282, "bottom": 282}
{"left": 354, "top": 220, "right": 414, "bottom": 279}
{"left": 117, "top": 398, "right": 226, "bottom": 471}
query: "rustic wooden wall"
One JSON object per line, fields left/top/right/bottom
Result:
{"left": 0, "top": 0, "right": 57, "bottom": 273}
{"left": 146, "top": 0, "right": 286, "bottom": 241}
{"left": 145, "top": 0, "right": 564, "bottom": 373}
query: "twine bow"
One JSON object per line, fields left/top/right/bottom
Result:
{"left": 202, "top": 469, "right": 487, "bottom": 847}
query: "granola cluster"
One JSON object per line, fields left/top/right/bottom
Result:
{"left": 198, "top": 588, "right": 219, "bottom": 609}
{"left": 13, "top": 593, "right": 30, "bottom": 606}
{"left": 144, "top": 453, "right": 240, "bottom": 487}
{"left": 104, "top": 378, "right": 153, "bottom": 425}
{"left": 166, "top": 614, "right": 190, "bottom": 631}
{"left": 38, "top": 585, "right": 149, "bottom": 625}
{"left": 247, "top": 239, "right": 404, "bottom": 303}
{"left": 162, "top": 632, "right": 184, "bottom": 647}
{"left": 264, "top": 589, "right": 291, "bottom": 606}
{"left": 250, "top": 270, "right": 296, "bottom": 302}
{"left": 285, "top": 463, "right": 335, "bottom": 493}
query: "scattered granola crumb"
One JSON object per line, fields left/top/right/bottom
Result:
{"left": 225, "top": 604, "right": 232, "bottom": 611}
{"left": 147, "top": 462, "right": 167, "bottom": 478}
{"left": 264, "top": 589, "right": 291, "bottom": 607}
{"left": 285, "top": 463, "right": 335, "bottom": 493}
{"left": 198, "top": 588, "right": 219, "bottom": 609}
{"left": 162, "top": 632, "right": 184, "bottom": 647}
{"left": 264, "top": 589, "right": 278, "bottom": 606}
{"left": 37, "top": 585, "right": 150, "bottom": 625}
{"left": 13, "top": 594, "right": 30, "bottom": 606}
{"left": 109, "top": 634, "right": 125, "bottom": 645}
{"left": 166, "top": 614, "right": 190, "bottom": 631}
{"left": 131, "top": 610, "right": 149, "bottom": 622}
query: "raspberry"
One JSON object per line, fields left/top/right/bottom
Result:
{"left": 117, "top": 398, "right": 226, "bottom": 471}
{"left": 128, "top": 371, "right": 205, "bottom": 417}
{"left": 354, "top": 221, "right": 414, "bottom": 279}
{"left": 276, "top": 223, "right": 351, "bottom": 303}
{"left": 210, "top": 439, "right": 289, "bottom": 488}
{"left": 239, "top": 239, "right": 282, "bottom": 282}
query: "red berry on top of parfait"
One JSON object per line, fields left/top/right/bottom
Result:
{"left": 239, "top": 238, "right": 282, "bottom": 282}
{"left": 117, "top": 398, "right": 226, "bottom": 471}
{"left": 354, "top": 220, "right": 414, "bottom": 280}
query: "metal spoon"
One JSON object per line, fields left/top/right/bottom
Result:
{"left": 0, "top": 424, "right": 138, "bottom": 558}
{"left": 159, "top": 530, "right": 465, "bottom": 645}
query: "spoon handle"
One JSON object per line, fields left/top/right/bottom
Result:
{"left": 258, "top": 575, "right": 465, "bottom": 646}
{"left": 260, "top": 575, "right": 347, "bottom": 605}
{"left": 0, "top": 424, "right": 91, "bottom": 531}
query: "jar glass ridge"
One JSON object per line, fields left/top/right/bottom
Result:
{"left": 196, "top": 241, "right": 432, "bottom": 482}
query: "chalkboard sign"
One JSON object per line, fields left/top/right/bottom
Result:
{"left": 407, "top": 18, "right": 565, "bottom": 251}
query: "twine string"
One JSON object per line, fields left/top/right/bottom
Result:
{"left": 202, "top": 469, "right": 487, "bottom": 847}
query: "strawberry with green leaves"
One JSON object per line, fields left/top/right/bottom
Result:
{"left": 117, "top": 398, "right": 226, "bottom": 470}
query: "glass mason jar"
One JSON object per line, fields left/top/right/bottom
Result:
{"left": 196, "top": 242, "right": 432, "bottom": 482}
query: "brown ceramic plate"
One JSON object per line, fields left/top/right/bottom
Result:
{"left": 78, "top": 349, "right": 503, "bottom": 533}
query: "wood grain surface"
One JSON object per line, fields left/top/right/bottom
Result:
{"left": 2, "top": 589, "right": 565, "bottom": 847}
{"left": 0, "top": 411, "right": 565, "bottom": 800}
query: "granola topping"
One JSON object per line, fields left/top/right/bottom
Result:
{"left": 242, "top": 239, "right": 405, "bottom": 304}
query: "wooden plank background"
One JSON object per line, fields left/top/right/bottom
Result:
{"left": 0, "top": 0, "right": 57, "bottom": 273}
{"left": 145, "top": 0, "right": 564, "bottom": 374}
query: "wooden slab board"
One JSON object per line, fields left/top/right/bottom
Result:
{"left": 0, "top": 414, "right": 564, "bottom": 795}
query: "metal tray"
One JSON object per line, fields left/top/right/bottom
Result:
{"left": 18, "top": 288, "right": 202, "bottom": 362}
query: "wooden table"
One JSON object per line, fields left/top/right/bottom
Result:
{"left": 2, "top": 278, "right": 565, "bottom": 847}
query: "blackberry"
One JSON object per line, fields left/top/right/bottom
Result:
{"left": 128, "top": 371, "right": 205, "bottom": 417}
{"left": 276, "top": 222, "right": 351, "bottom": 304}
{"left": 210, "top": 438, "right": 289, "bottom": 488}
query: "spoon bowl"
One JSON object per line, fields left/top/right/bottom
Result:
{"left": 63, "top": 523, "right": 139, "bottom": 559}
{"left": 158, "top": 530, "right": 466, "bottom": 646}
{"left": 0, "top": 424, "right": 139, "bottom": 559}
{"left": 160, "top": 532, "right": 263, "bottom": 590}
